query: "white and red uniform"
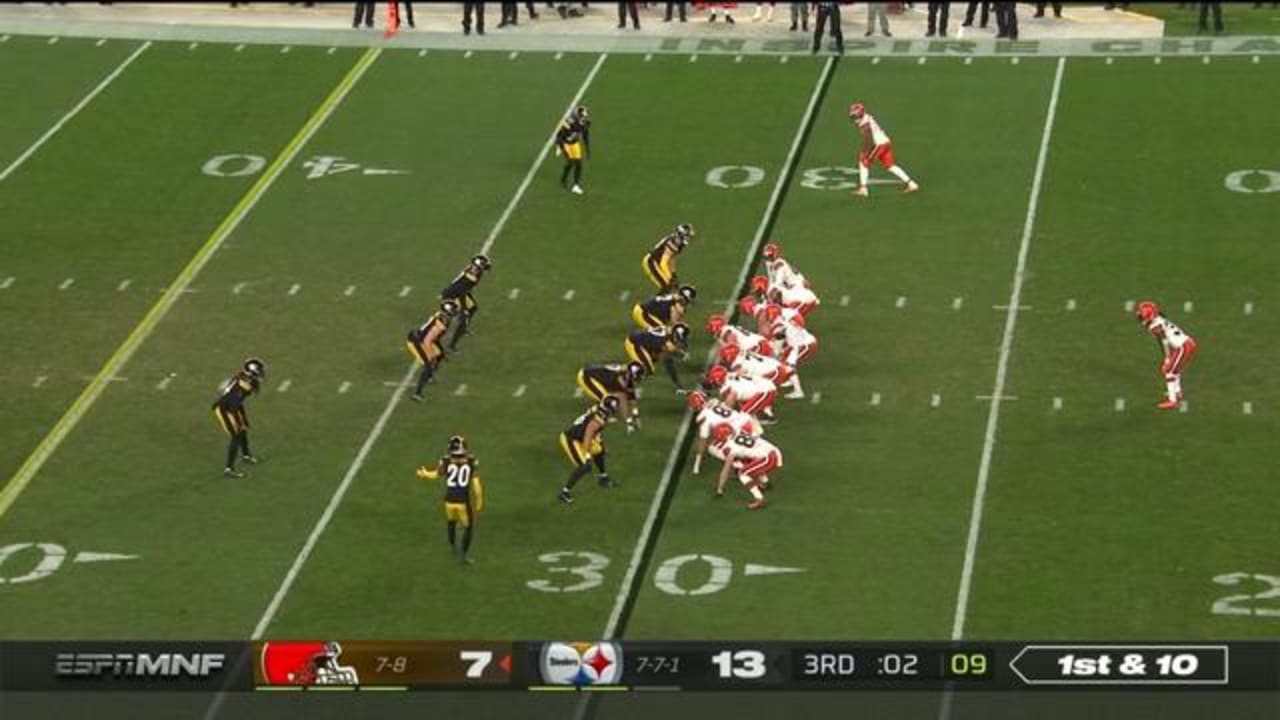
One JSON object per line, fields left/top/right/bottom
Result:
{"left": 716, "top": 324, "right": 772, "bottom": 357}
{"left": 729, "top": 349, "right": 794, "bottom": 386}
{"left": 720, "top": 374, "right": 777, "bottom": 416}
{"left": 697, "top": 401, "right": 761, "bottom": 443}
{"left": 855, "top": 110, "right": 917, "bottom": 193}
{"left": 765, "top": 257, "right": 808, "bottom": 290}
{"left": 1145, "top": 314, "right": 1197, "bottom": 404}
{"left": 774, "top": 283, "right": 820, "bottom": 316}
{"left": 724, "top": 433, "right": 782, "bottom": 483}
{"left": 779, "top": 322, "right": 818, "bottom": 367}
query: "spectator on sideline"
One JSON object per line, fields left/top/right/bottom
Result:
{"left": 789, "top": 1, "right": 807, "bottom": 31}
{"left": 463, "top": 0, "right": 485, "bottom": 34}
{"left": 1034, "top": 1, "right": 1061, "bottom": 18}
{"left": 500, "top": 1, "right": 537, "bottom": 25}
{"left": 352, "top": 0, "right": 374, "bottom": 28}
{"left": 665, "top": 1, "right": 688, "bottom": 21}
{"left": 994, "top": 1, "right": 1017, "bottom": 38}
{"left": 399, "top": 0, "right": 414, "bottom": 28}
{"left": 750, "top": 2, "right": 775, "bottom": 21}
{"left": 618, "top": 0, "right": 640, "bottom": 28}
{"left": 865, "top": 2, "right": 891, "bottom": 36}
{"left": 708, "top": 3, "right": 737, "bottom": 23}
{"left": 962, "top": 1, "right": 990, "bottom": 28}
{"left": 926, "top": 1, "right": 950, "bottom": 36}
{"left": 812, "top": 0, "right": 843, "bottom": 53}
{"left": 1198, "top": 1, "right": 1224, "bottom": 32}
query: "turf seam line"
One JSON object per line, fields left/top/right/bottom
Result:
{"left": 0, "top": 39, "right": 150, "bottom": 183}
{"left": 949, "top": 55, "right": 1067, "bottom": 640}
{"left": 0, "top": 46, "right": 380, "bottom": 522}
{"left": 599, "top": 52, "right": 839, "bottom": 642}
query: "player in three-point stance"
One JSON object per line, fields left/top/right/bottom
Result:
{"left": 848, "top": 102, "right": 919, "bottom": 196}
{"left": 687, "top": 390, "right": 763, "bottom": 477}
{"left": 577, "top": 361, "right": 647, "bottom": 431}
{"left": 416, "top": 435, "right": 484, "bottom": 564}
{"left": 212, "top": 357, "right": 265, "bottom": 478}
{"left": 709, "top": 423, "right": 781, "bottom": 510}
{"left": 1136, "top": 300, "right": 1198, "bottom": 410}
{"left": 625, "top": 323, "right": 691, "bottom": 391}
{"left": 703, "top": 364, "right": 779, "bottom": 424}
{"left": 558, "top": 396, "right": 620, "bottom": 504}
{"left": 632, "top": 284, "right": 697, "bottom": 330}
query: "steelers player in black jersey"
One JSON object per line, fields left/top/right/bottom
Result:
{"left": 406, "top": 300, "right": 459, "bottom": 401}
{"left": 577, "top": 361, "right": 647, "bottom": 431}
{"left": 212, "top": 357, "right": 265, "bottom": 478}
{"left": 440, "top": 253, "right": 491, "bottom": 351}
{"left": 558, "top": 396, "right": 619, "bottom": 504}
{"left": 625, "top": 322, "right": 690, "bottom": 391}
{"left": 632, "top": 284, "right": 696, "bottom": 330}
{"left": 642, "top": 223, "right": 694, "bottom": 292}
{"left": 417, "top": 435, "right": 484, "bottom": 564}
{"left": 556, "top": 105, "right": 591, "bottom": 195}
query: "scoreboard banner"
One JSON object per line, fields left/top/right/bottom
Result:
{"left": 0, "top": 641, "right": 1274, "bottom": 692}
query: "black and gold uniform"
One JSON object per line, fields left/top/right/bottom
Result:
{"left": 624, "top": 323, "right": 690, "bottom": 389}
{"left": 416, "top": 435, "right": 484, "bottom": 563}
{"left": 556, "top": 105, "right": 591, "bottom": 193}
{"left": 440, "top": 254, "right": 492, "bottom": 351}
{"left": 212, "top": 357, "right": 265, "bottom": 478}
{"left": 577, "top": 361, "right": 646, "bottom": 427}
{"left": 641, "top": 223, "right": 695, "bottom": 292}
{"left": 558, "top": 396, "right": 619, "bottom": 504}
{"left": 406, "top": 300, "right": 460, "bottom": 400}
{"left": 631, "top": 284, "right": 697, "bottom": 330}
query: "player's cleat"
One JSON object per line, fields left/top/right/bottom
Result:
{"left": 571, "top": 184, "right": 584, "bottom": 195}
{"left": 223, "top": 467, "right": 244, "bottom": 479}
{"left": 784, "top": 389, "right": 805, "bottom": 400}
{"left": 242, "top": 455, "right": 259, "bottom": 465}
{"left": 1157, "top": 398, "right": 1182, "bottom": 410}
{"left": 558, "top": 488, "right": 574, "bottom": 504}
{"left": 410, "top": 393, "right": 425, "bottom": 402}
{"left": 714, "top": 488, "right": 724, "bottom": 498}
{"left": 853, "top": 186, "right": 869, "bottom": 197}
{"left": 748, "top": 498, "right": 768, "bottom": 510}
{"left": 459, "top": 555, "right": 475, "bottom": 565}
{"left": 598, "top": 474, "right": 617, "bottom": 489}
{"left": 904, "top": 181, "right": 920, "bottom": 193}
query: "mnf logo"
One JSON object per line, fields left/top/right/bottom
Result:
{"left": 55, "top": 652, "right": 227, "bottom": 678}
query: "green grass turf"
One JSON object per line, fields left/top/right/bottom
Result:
{"left": 0, "top": 38, "right": 1277, "bottom": 652}
{"left": 964, "top": 56, "right": 1280, "bottom": 638}
{"left": 1130, "top": 2, "right": 1280, "bottom": 36}
{"left": 0, "top": 41, "right": 360, "bottom": 494}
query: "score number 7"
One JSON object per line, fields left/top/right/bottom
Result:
{"left": 460, "top": 650, "right": 493, "bottom": 679}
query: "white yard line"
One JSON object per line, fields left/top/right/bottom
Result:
{"left": 599, "top": 55, "right": 836, "bottom": 643}
{"left": 242, "top": 52, "right": 610, "bottom": 646}
{"left": 949, "top": 56, "right": 1066, "bottom": 642}
{"left": 0, "top": 41, "right": 151, "bottom": 183}
{"left": 0, "top": 48, "right": 383, "bottom": 523}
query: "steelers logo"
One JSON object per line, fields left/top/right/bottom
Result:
{"left": 538, "top": 641, "right": 623, "bottom": 685}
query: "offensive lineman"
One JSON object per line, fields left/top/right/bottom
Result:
{"left": 688, "top": 390, "right": 763, "bottom": 476}
{"left": 849, "top": 102, "right": 920, "bottom": 196}
{"left": 1136, "top": 300, "right": 1199, "bottom": 410}
{"left": 416, "top": 435, "right": 484, "bottom": 564}
{"left": 709, "top": 423, "right": 781, "bottom": 510}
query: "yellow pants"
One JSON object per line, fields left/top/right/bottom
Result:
{"left": 642, "top": 253, "right": 674, "bottom": 290}
{"left": 563, "top": 141, "right": 584, "bottom": 161}
{"left": 443, "top": 502, "right": 472, "bottom": 528}
{"left": 559, "top": 433, "right": 602, "bottom": 467}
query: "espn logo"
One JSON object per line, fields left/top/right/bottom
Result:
{"left": 55, "top": 652, "right": 227, "bottom": 678}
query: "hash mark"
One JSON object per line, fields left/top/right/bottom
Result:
{"left": 618, "top": 290, "right": 630, "bottom": 303}
{"left": 188, "top": 42, "right": 199, "bottom": 50}
{"left": 1011, "top": 56, "right": 1021, "bottom": 64}
{"left": 117, "top": 279, "right": 132, "bottom": 291}
{"left": 453, "top": 383, "right": 468, "bottom": 397}
{"left": 232, "top": 282, "right": 247, "bottom": 295}
{"left": 573, "top": 387, "right": 584, "bottom": 398}
{"left": 96, "top": 38, "right": 107, "bottom": 47}
{"left": 1243, "top": 401, "right": 1253, "bottom": 415}
{"left": 1154, "top": 56, "right": 1163, "bottom": 64}
{"left": 780, "top": 55, "right": 790, "bottom": 64}
{"left": 58, "top": 278, "right": 75, "bottom": 291}
{"left": 156, "top": 375, "right": 173, "bottom": 391}
{"left": 1179, "top": 400, "right": 1189, "bottom": 413}
{"left": 555, "top": 51, "right": 564, "bottom": 60}
{"left": 1105, "top": 57, "right": 1113, "bottom": 65}
{"left": 235, "top": 44, "right": 245, "bottom": 52}
{"left": 563, "top": 289, "right": 575, "bottom": 301}
{"left": 689, "top": 54, "right": 698, "bottom": 63}
{"left": 1253, "top": 55, "right": 1261, "bottom": 64}
{"left": 1124, "top": 299, "right": 1135, "bottom": 313}
{"left": 48, "top": 36, "right": 60, "bottom": 45}
{"left": 1244, "top": 302, "right": 1254, "bottom": 315}
{"left": 464, "top": 50, "right": 473, "bottom": 59}
{"left": 952, "top": 297, "right": 964, "bottom": 310}
{"left": 895, "top": 296, "right": 907, "bottom": 309}
{"left": 1114, "top": 397, "right": 1126, "bottom": 412}
{"left": 338, "top": 381, "right": 352, "bottom": 394}
{"left": 930, "top": 393, "right": 942, "bottom": 408}
{"left": 1065, "top": 298, "right": 1077, "bottom": 311}
{"left": 287, "top": 283, "right": 301, "bottom": 296}
{"left": 1202, "top": 56, "right": 1210, "bottom": 64}
{"left": 1052, "top": 396, "right": 1063, "bottom": 411}
{"left": 644, "top": 53, "right": 652, "bottom": 62}
{"left": 964, "top": 57, "right": 973, "bottom": 65}
{"left": 281, "top": 46, "right": 292, "bottom": 54}
{"left": 33, "top": 375, "right": 47, "bottom": 388}
{"left": 513, "top": 384, "right": 527, "bottom": 398}
{"left": 810, "top": 391, "right": 822, "bottom": 405}
{"left": 399, "top": 285, "right": 412, "bottom": 298}
{"left": 872, "top": 56, "right": 881, "bottom": 64}
{"left": 0, "top": 276, "right": 13, "bottom": 289}
{"left": 839, "top": 295, "right": 850, "bottom": 307}
{"left": 917, "top": 56, "right": 927, "bottom": 65}
{"left": 509, "top": 287, "right": 521, "bottom": 300}
{"left": 343, "top": 285, "right": 356, "bottom": 297}
{"left": 1183, "top": 300, "right": 1193, "bottom": 313}
{"left": 277, "top": 379, "right": 292, "bottom": 392}
{"left": 869, "top": 392, "right": 881, "bottom": 406}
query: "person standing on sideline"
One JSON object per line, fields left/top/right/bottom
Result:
{"left": 962, "top": 0, "right": 990, "bottom": 28}
{"left": 994, "top": 1, "right": 1017, "bottom": 38}
{"left": 750, "top": 2, "right": 775, "bottom": 21}
{"left": 865, "top": 2, "right": 890, "bottom": 36}
{"left": 789, "top": 1, "right": 807, "bottom": 30}
{"left": 499, "top": 1, "right": 516, "bottom": 26}
{"left": 618, "top": 0, "right": 640, "bottom": 28}
{"left": 665, "top": 0, "right": 687, "bottom": 21}
{"left": 1034, "top": 1, "right": 1061, "bottom": 18}
{"left": 811, "top": 0, "right": 843, "bottom": 54}
{"left": 926, "top": 1, "right": 950, "bottom": 36}
{"left": 463, "top": 1, "right": 485, "bottom": 34}
{"left": 352, "top": 0, "right": 374, "bottom": 28}
{"left": 708, "top": 2, "right": 736, "bottom": 23}
{"left": 1198, "top": 1, "right": 1224, "bottom": 32}
{"left": 398, "top": 0, "right": 415, "bottom": 27}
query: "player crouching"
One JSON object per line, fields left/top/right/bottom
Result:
{"left": 688, "top": 390, "right": 763, "bottom": 477}
{"left": 707, "top": 313, "right": 773, "bottom": 357}
{"left": 704, "top": 364, "right": 779, "bottom": 424}
{"left": 558, "top": 396, "right": 620, "bottom": 504}
{"left": 632, "top": 284, "right": 696, "bottom": 330}
{"left": 1136, "top": 300, "right": 1198, "bottom": 410}
{"left": 577, "top": 361, "right": 647, "bottom": 432}
{"left": 709, "top": 423, "right": 781, "bottom": 510}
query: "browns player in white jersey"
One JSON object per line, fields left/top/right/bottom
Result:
{"left": 762, "top": 243, "right": 809, "bottom": 290}
{"left": 849, "top": 102, "right": 919, "bottom": 196}
{"left": 707, "top": 313, "right": 774, "bottom": 356}
{"left": 719, "top": 343, "right": 794, "bottom": 387}
{"left": 710, "top": 424, "right": 780, "bottom": 510}
{"left": 688, "top": 390, "right": 762, "bottom": 476}
{"left": 775, "top": 313, "right": 818, "bottom": 399}
{"left": 1136, "top": 300, "right": 1198, "bottom": 410}
{"left": 705, "top": 364, "right": 778, "bottom": 422}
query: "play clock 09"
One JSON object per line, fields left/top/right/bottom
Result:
{"left": 944, "top": 650, "right": 992, "bottom": 680}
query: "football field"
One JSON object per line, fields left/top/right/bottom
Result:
{"left": 1, "top": 31, "right": 1278, "bottom": 675}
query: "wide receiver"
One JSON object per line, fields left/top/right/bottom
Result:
{"left": 1136, "top": 300, "right": 1198, "bottom": 410}
{"left": 848, "top": 102, "right": 919, "bottom": 196}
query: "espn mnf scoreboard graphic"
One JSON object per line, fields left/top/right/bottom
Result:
{"left": 0, "top": 641, "right": 1276, "bottom": 692}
